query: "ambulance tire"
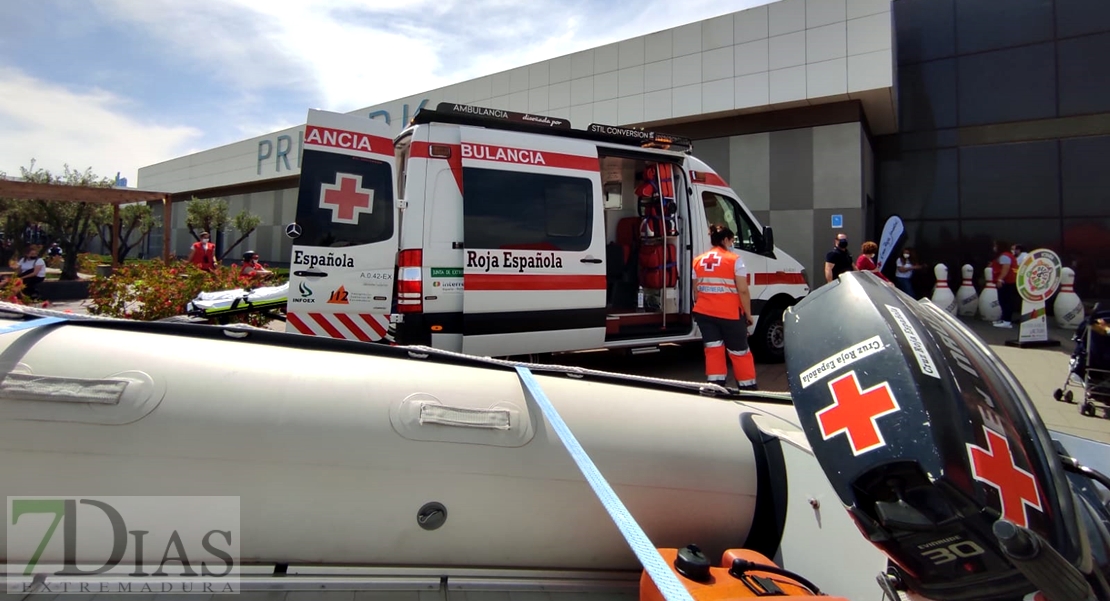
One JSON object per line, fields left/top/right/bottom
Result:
{"left": 751, "top": 301, "right": 788, "bottom": 364}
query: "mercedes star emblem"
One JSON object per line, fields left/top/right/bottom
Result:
{"left": 285, "top": 222, "right": 302, "bottom": 239}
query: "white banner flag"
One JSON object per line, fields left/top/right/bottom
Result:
{"left": 876, "top": 215, "right": 905, "bottom": 271}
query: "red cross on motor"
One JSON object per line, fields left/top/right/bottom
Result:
{"left": 816, "top": 371, "right": 901, "bottom": 456}
{"left": 320, "top": 172, "right": 374, "bottom": 224}
{"left": 967, "top": 426, "right": 1043, "bottom": 528}
{"left": 699, "top": 252, "right": 722, "bottom": 271}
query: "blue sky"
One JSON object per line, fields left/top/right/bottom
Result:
{"left": 0, "top": 0, "right": 772, "bottom": 185}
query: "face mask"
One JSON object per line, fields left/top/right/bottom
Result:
{"left": 838, "top": 239, "right": 848, "bottom": 249}
{"left": 903, "top": 253, "right": 909, "bottom": 259}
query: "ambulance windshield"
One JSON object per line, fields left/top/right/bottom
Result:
{"left": 294, "top": 148, "right": 394, "bottom": 248}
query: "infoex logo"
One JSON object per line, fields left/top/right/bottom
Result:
{"left": 291, "top": 281, "right": 314, "bottom": 304}
{"left": 7, "top": 496, "right": 241, "bottom": 594}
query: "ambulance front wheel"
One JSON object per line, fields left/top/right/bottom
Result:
{"left": 751, "top": 302, "right": 787, "bottom": 364}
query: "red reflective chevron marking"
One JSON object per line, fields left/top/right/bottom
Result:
{"left": 817, "top": 371, "right": 900, "bottom": 455}
{"left": 335, "top": 313, "right": 372, "bottom": 342}
{"left": 358, "top": 313, "right": 389, "bottom": 338}
{"left": 287, "top": 312, "right": 391, "bottom": 342}
{"left": 967, "top": 426, "right": 1043, "bottom": 528}
{"left": 310, "top": 312, "right": 344, "bottom": 338}
{"left": 287, "top": 312, "right": 314, "bottom": 335}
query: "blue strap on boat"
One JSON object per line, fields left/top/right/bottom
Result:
{"left": 0, "top": 316, "right": 68, "bottom": 335}
{"left": 514, "top": 365, "right": 696, "bottom": 601}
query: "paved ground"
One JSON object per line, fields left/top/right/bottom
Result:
{"left": 40, "top": 298, "right": 1110, "bottom": 443}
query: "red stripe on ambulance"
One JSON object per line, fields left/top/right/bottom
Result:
{"left": 288, "top": 312, "right": 392, "bottom": 342}
{"left": 461, "top": 143, "right": 598, "bottom": 172}
{"left": 465, "top": 274, "right": 607, "bottom": 291}
{"left": 752, "top": 272, "right": 807, "bottom": 286}
{"left": 304, "top": 125, "right": 393, "bottom": 157}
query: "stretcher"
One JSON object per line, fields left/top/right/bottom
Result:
{"left": 184, "top": 282, "right": 288, "bottom": 323}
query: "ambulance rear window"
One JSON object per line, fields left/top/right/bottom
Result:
{"left": 462, "top": 167, "right": 593, "bottom": 252}
{"left": 294, "top": 149, "right": 394, "bottom": 248}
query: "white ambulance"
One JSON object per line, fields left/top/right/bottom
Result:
{"left": 284, "top": 103, "right": 809, "bottom": 363}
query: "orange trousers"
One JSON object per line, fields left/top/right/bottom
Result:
{"left": 694, "top": 312, "right": 757, "bottom": 388}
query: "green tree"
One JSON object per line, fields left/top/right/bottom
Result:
{"left": 4, "top": 160, "right": 114, "bottom": 280}
{"left": 220, "top": 210, "right": 262, "bottom": 260}
{"left": 0, "top": 193, "right": 35, "bottom": 262}
{"left": 98, "top": 203, "right": 159, "bottom": 263}
{"left": 183, "top": 196, "right": 261, "bottom": 261}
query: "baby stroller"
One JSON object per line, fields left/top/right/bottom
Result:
{"left": 1054, "top": 303, "right": 1110, "bottom": 418}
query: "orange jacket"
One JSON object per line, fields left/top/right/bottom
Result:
{"left": 692, "top": 248, "right": 746, "bottom": 320}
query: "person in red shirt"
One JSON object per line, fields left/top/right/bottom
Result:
{"left": 991, "top": 239, "right": 1018, "bottom": 328}
{"left": 855, "top": 241, "right": 888, "bottom": 282}
{"left": 239, "top": 250, "right": 273, "bottom": 284}
{"left": 188, "top": 232, "right": 217, "bottom": 272}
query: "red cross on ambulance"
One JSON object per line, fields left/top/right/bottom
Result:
{"left": 320, "top": 172, "right": 374, "bottom": 224}
{"left": 816, "top": 371, "right": 901, "bottom": 456}
{"left": 967, "top": 426, "right": 1043, "bottom": 528}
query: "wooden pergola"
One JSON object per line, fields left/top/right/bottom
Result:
{"left": 0, "top": 179, "right": 174, "bottom": 268}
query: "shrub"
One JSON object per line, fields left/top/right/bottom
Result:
{"left": 77, "top": 253, "right": 111, "bottom": 275}
{"left": 87, "top": 259, "right": 285, "bottom": 328}
{"left": 0, "top": 275, "right": 27, "bottom": 305}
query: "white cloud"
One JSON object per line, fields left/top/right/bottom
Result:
{"left": 0, "top": 66, "right": 203, "bottom": 185}
{"left": 91, "top": 0, "right": 774, "bottom": 114}
{"left": 2, "top": 0, "right": 774, "bottom": 182}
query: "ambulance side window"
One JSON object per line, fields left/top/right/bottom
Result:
{"left": 702, "top": 191, "right": 762, "bottom": 253}
{"left": 463, "top": 167, "right": 593, "bottom": 252}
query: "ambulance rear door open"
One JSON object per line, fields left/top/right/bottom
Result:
{"left": 285, "top": 109, "right": 399, "bottom": 343}
{"left": 458, "top": 125, "right": 608, "bottom": 357}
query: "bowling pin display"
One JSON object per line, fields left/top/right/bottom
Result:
{"left": 979, "top": 267, "right": 1001, "bottom": 322}
{"left": 931, "top": 263, "right": 956, "bottom": 315}
{"left": 1054, "top": 267, "right": 1085, "bottom": 328}
{"left": 956, "top": 264, "right": 979, "bottom": 317}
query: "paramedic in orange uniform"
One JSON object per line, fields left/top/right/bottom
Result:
{"left": 692, "top": 225, "right": 758, "bottom": 390}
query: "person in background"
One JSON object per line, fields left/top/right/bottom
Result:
{"left": 188, "top": 232, "right": 217, "bottom": 272}
{"left": 17, "top": 246, "right": 47, "bottom": 300}
{"left": 239, "top": 250, "right": 273, "bottom": 284}
{"left": 855, "top": 241, "right": 888, "bottom": 281}
{"left": 692, "top": 224, "right": 757, "bottom": 391}
{"left": 1012, "top": 244, "right": 1029, "bottom": 270}
{"left": 894, "top": 247, "right": 921, "bottom": 297}
{"left": 824, "top": 233, "right": 854, "bottom": 284}
{"left": 991, "top": 239, "right": 1017, "bottom": 329}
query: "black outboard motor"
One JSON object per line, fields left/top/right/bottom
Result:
{"left": 783, "top": 272, "right": 1110, "bottom": 601}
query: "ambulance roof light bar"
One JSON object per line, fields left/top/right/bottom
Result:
{"left": 409, "top": 103, "right": 693, "bottom": 153}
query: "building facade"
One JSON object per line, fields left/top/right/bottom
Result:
{"left": 877, "top": 0, "right": 1110, "bottom": 301}
{"left": 137, "top": 0, "right": 1110, "bottom": 300}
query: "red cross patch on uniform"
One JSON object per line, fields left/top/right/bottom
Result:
{"left": 699, "top": 252, "right": 722, "bottom": 272}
